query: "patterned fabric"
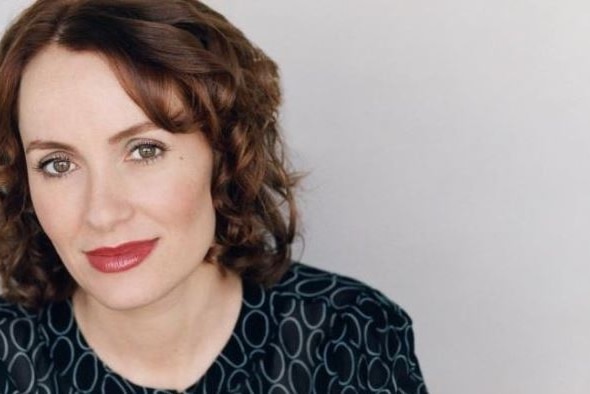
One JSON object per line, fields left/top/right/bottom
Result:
{"left": 0, "top": 263, "right": 427, "bottom": 393}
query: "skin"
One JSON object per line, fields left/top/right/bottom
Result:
{"left": 18, "top": 44, "right": 242, "bottom": 390}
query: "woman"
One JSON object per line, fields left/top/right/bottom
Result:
{"left": 0, "top": 0, "right": 427, "bottom": 392}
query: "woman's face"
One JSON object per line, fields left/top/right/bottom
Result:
{"left": 18, "top": 45, "right": 217, "bottom": 311}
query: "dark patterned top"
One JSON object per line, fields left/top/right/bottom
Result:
{"left": 0, "top": 263, "right": 427, "bottom": 393}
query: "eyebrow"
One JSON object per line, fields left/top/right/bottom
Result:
{"left": 24, "top": 121, "right": 158, "bottom": 154}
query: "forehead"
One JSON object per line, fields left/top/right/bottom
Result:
{"left": 18, "top": 45, "right": 148, "bottom": 143}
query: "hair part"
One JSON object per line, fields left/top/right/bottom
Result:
{"left": 0, "top": 0, "right": 299, "bottom": 309}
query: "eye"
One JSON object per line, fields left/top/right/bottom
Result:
{"left": 35, "top": 155, "right": 78, "bottom": 178}
{"left": 127, "top": 140, "right": 167, "bottom": 163}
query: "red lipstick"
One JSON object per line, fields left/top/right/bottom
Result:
{"left": 85, "top": 238, "right": 158, "bottom": 273}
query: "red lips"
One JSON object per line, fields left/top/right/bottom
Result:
{"left": 85, "top": 238, "right": 158, "bottom": 273}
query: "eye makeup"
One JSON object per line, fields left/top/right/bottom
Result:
{"left": 34, "top": 152, "right": 77, "bottom": 179}
{"left": 31, "top": 138, "right": 171, "bottom": 179}
{"left": 125, "top": 139, "right": 169, "bottom": 165}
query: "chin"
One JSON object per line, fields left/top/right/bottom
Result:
{"left": 78, "top": 283, "right": 167, "bottom": 312}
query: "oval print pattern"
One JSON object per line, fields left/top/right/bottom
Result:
{"left": 0, "top": 263, "right": 427, "bottom": 393}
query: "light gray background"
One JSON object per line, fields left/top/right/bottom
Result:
{"left": 2, "top": 1, "right": 590, "bottom": 393}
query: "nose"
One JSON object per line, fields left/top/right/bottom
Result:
{"left": 83, "top": 169, "right": 134, "bottom": 232}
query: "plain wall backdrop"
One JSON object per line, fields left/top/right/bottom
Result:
{"left": 2, "top": 1, "right": 590, "bottom": 393}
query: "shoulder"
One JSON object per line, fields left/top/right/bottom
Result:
{"left": 0, "top": 297, "right": 40, "bottom": 345}
{"left": 0, "top": 297, "right": 55, "bottom": 393}
{"left": 271, "top": 262, "right": 411, "bottom": 327}
{"left": 0, "top": 298, "right": 38, "bottom": 392}
{"left": 264, "top": 263, "right": 428, "bottom": 393}
{"left": 0, "top": 297, "right": 37, "bottom": 318}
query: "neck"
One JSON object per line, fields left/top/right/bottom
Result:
{"left": 73, "top": 263, "right": 243, "bottom": 390}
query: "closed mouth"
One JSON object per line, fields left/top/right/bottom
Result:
{"left": 85, "top": 238, "right": 159, "bottom": 273}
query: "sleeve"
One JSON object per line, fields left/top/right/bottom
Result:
{"left": 324, "top": 289, "right": 429, "bottom": 393}
{"left": 385, "top": 306, "right": 428, "bottom": 393}
{"left": 0, "top": 300, "right": 45, "bottom": 394}
{"left": 0, "top": 360, "right": 18, "bottom": 394}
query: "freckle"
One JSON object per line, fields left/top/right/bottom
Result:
{"left": 179, "top": 156, "right": 184, "bottom": 161}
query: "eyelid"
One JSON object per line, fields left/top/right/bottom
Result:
{"left": 126, "top": 137, "right": 166, "bottom": 149}
{"left": 34, "top": 152, "right": 79, "bottom": 178}
{"left": 125, "top": 138, "right": 168, "bottom": 161}
{"left": 35, "top": 151, "right": 71, "bottom": 168}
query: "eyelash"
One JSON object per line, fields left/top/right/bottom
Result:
{"left": 34, "top": 140, "right": 169, "bottom": 179}
{"left": 127, "top": 139, "right": 168, "bottom": 164}
{"left": 34, "top": 153, "right": 74, "bottom": 179}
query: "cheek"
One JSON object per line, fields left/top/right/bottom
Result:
{"left": 137, "top": 167, "right": 215, "bottom": 236}
{"left": 28, "top": 176, "right": 83, "bottom": 245}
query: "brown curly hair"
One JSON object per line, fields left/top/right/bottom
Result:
{"left": 0, "top": 0, "right": 299, "bottom": 309}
